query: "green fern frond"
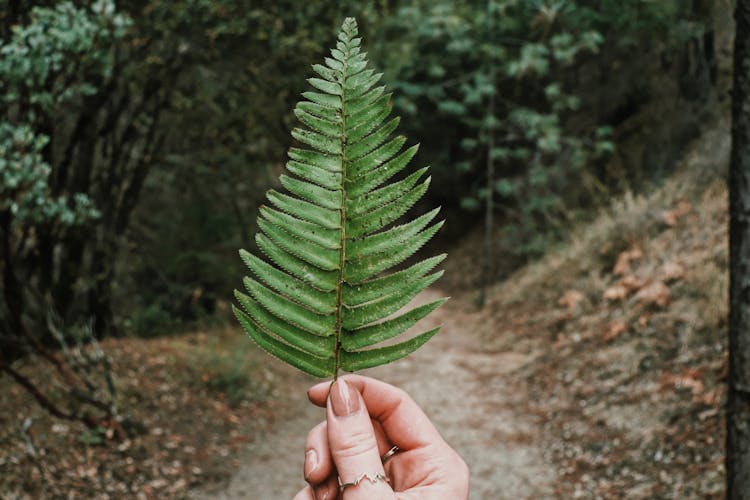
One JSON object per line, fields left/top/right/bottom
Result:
{"left": 233, "top": 17, "right": 446, "bottom": 378}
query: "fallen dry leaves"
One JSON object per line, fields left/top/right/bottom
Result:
{"left": 659, "top": 368, "right": 704, "bottom": 401}
{"left": 603, "top": 275, "right": 648, "bottom": 301}
{"left": 603, "top": 321, "right": 628, "bottom": 342}
{"left": 633, "top": 280, "right": 670, "bottom": 308}
{"left": 660, "top": 260, "right": 685, "bottom": 282}
{"left": 486, "top": 131, "right": 728, "bottom": 498}
{"left": 613, "top": 244, "right": 644, "bottom": 276}
{"left": 661, "top": 200, "right": 693, "bottom": 227}
{"left": 0, "top": 331, "right": 281, "bottom": 499}
{"left": 558, "top": 289, "right": 585, "bottom": 311}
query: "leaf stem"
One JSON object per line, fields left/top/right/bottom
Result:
{"left": 332, "top": 22, "right": 353, "bottom": 382}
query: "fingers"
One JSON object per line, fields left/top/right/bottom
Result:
{"left": 293, "top": 486, "right": 315, "bottom": 500}
{"left": 304, "top": 418, "right": 392, "bottom": 495}
{"left": 303, "top": 423, "right": 339, "bottom": 499}
{"left": 305, "top": 422, "right": 332, "bottom": 484}
{"left": 308, "top": 375, "right": 443, "bottom": 450}
{"left": 371, "top": 419, "right": 396, "bottom": 457}
{"left": 305, "top": 420, "right": 392, "bottom": 478}
{"left": 315, "top": 476, "right": 339, "bottom": 500}
{"left": 294, "top": 480, "right": 338, "bottom": 500}
{"left": 305, "top": 376, "right": 470, "bottom": 498}
{"left": 326, "top": 379, "right": 394, "bottom": 499}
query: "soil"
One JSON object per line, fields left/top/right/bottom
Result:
{"left": 191, "top": 289, "right": 553, "bottom": 499}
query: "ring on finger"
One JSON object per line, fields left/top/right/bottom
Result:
{"left": 381, "top": 445, "right": 400, "bottom": 463}
{"left": 338, "top": 472, "right": 390, "bottom": 492}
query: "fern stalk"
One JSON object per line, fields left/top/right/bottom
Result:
{"left": 233, "top": 17, "right": 446, "bottom": 379}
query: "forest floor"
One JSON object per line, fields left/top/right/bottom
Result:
{"left": 190, "top": 288, "right": 554, "bottom": 500}
{"left": 0, "top": 123, "right": 730, "bottom": 499}
{"left": 0, "top": 329, "right": 293, "bottom": 498}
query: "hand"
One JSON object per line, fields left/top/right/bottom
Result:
{"left": 293, "top": 374, "right": 469, "bottom": 499}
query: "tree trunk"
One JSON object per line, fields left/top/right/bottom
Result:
{"left": 728, "top": 1, "right": 750, "bottom": 496}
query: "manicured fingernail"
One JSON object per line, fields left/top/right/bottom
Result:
{"left": 331, "top": 379, "right": 360, "bottom": 416}
{"left": 314, "top": 483, "right": 329, "bottom": 500}
{"left": 304, "top": 449, "right": 318, "bottom": 480}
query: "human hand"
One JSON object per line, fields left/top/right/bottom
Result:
{"left": 293, "top": 374, "right": 469, "bottom": 499}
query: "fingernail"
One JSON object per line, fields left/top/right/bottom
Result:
{"left": 304, "top": 449, "right": 318, "bottom": 481}
{"left": 314, "top": 483, "right": 329, "bottom": 500}
{"left": 331, "top": 379, "right": 360, "bottom": 416}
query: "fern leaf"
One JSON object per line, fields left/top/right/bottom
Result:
{"left": 343, "top": 255, "right": 446, "bottom": 306}
{"left": 234, "top": 17, "right": 446, "bottom": 378}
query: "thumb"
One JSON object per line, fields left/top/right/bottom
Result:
{"left": 326, "top": 378, "right": 393, "bottom": 499}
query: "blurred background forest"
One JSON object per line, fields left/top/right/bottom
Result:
{"left": 0, "top": 0, "right": 735, "bottom": 498}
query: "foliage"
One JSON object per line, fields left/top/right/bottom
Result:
{"left": 367, "top": 0, "right": 707, "bottom": 258}
{"left": 0, "top": 0, "right": 132, "bottom": 428}
{"left": 0, "top": 0, "right": 158, "bottom": 356}
{"left": 0, "top": 0, "right": 718, "bottom": 340}
{"left": 120, "top": 1, "right": 382, "bottom": 329}
{"left": 0, "top": 123, "right": 97, "bottom": 226}
{"left": 0, "top": 0, "right": 126, "bottom": 230}
{"left": 0, "top": 1, "right": 126, "bottom": 112}
{"left": 121, "top": 1, "right": 717, "bottom": 334}
{"left": 233, "top": 18, "right": 445, "bottom": 378}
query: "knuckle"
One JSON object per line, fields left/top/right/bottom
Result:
{"left": 450, "top": 453, "right": 470, "bottom": 496}
{"left": 305, "top": 421, "right": 327, "bottom": 446}
{"left": 450, "top": 449, "right": 469, "bottom": 476}
{"left": 458, "top": 456, "right": 470, "bottom": 478}
{"left": 332, "top": 427, "right": 378, "bottom": 460}
{"left": 307, "top": 422, "right": 326, "bottom": 443}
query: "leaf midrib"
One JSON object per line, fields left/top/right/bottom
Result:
{"left": 332, "top": 34, "right": 351, "bottom": 380}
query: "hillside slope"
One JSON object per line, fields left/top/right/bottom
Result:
{"left": 470, "top": 120, "right": 730, "bottom": 497}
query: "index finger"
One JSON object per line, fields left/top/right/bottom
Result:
{"left": 307, "top": 374, "right": 444, "bottom": 450}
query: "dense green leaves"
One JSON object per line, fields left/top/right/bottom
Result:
{"left": 364, "top": 0, "right": 704, "bottom": 259}
{"left": 0, "top": 1, "right": 127, "bottom": 229}
{"left": 234, "top": 18, "right": 445, "bottom": 378}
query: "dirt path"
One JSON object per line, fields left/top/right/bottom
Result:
{"left": 191, "top": 289, "right": 553, "bottom": 499}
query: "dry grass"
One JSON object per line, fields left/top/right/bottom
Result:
{"left": 468, "top": 119, "right": 730, "bottom": 497}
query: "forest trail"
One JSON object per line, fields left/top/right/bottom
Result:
{"left": 191, "top": 288, "right": 554, "bottom": 499}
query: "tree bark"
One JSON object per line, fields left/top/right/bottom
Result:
{"left": 728, "top": 1, "right": 750, "bottom": 496}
